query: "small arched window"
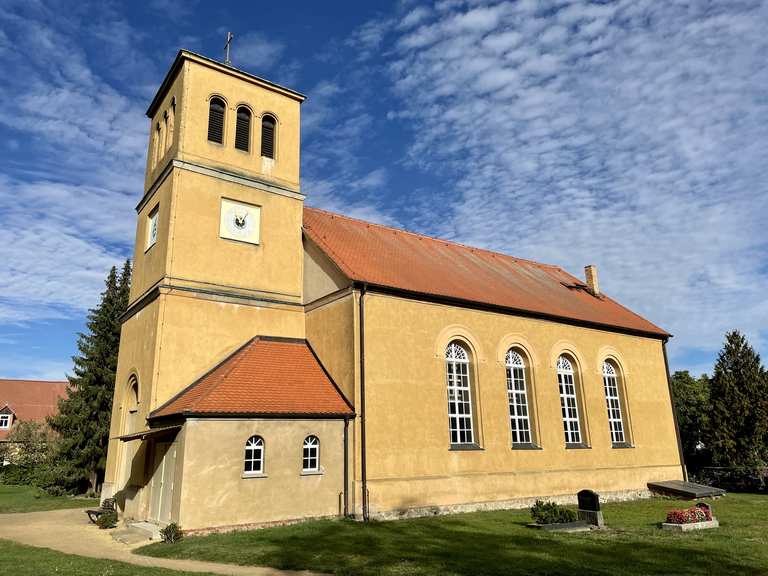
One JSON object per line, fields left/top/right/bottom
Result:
{"left": 602, "top": 361, "right": 627, "bottom": 445}
{"left": 152, "top": 122, "right": 161, "bottom": 169}
{"left": 261, "top": 114, "right": 276, "bottom": 159}
{"left": 208, "top": 97, "right": 225, "bottom": 144}
{"left": 302, "top": 435, "right": 320, "bottom": 472}
{"left": 235, "top": 106, "right": 251, "bottom": 152}
{"left": 446, "top": 342, "right": 475, "bottom": 445}
{"left": 244, "top": 435, "right": 264, "bottom": 475}
{"left": 167, "top": 97, "right": 176, "bottom": 151}
{"left": 557, "top": 355, "right": 582, "bottom": 445}
{"left": 161, "top": 110, "right": 169, "bottom": 153}
{"left": 506, "top": 349, "right": 532, "bottom": 445}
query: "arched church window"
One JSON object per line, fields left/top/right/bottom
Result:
{"left": 208, "top": 97, "right": 226, "bottom": 144}
{"left": 506, "top": 349, "right": 533, "bottom": 445}
{"left": 557, "top": 355, "right": 583, "bottom": 445}
{"left": 261, "top": 114, "right": 276, "bottom": 159}
{"left": 235, "top": 106, "right": 251, "bottom": 152}
{"left": 602, "top": 361, "right": 627, "bottom": 445}
{"left": 446, "top": 341, "right": 475, "bottom": 445}
{"left": 244, "top": 435, "right": 264, "bottom": 475}
{"left": 302, "top": 435, "right": 320, "bottom": 472}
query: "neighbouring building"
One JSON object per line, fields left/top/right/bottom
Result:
{"left": 101, "top": 50, "right": 685, "bottom": 532}
{"left": 0, "top": 379, "right": 68, "bottom": 444}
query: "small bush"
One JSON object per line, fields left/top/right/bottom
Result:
{"left": 97, "top": 510, "right": 118, "bottom": 529}
{"left": 160, "top": 522, "right": 183, "bottom": 543}
{"left": 530, "top": 500, "right": 578, "bottom": 524}
{"left": 695, "top": 467, "right": 768, "bottom": 493}
{"left": 45, "top": 485, "right": 66, "bottom": 497}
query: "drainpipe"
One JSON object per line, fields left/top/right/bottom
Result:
{"left": 343, "top": 417, "right": 349, "bottom": 517}
{"left": 662, "top": 339, "right": 688, "bottom": 482}
{"left": 358, "top": 283, "right": 369, "bottom": 521}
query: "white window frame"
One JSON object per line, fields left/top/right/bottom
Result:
{"left": 302, "top": 435, "right": 320, "bottom": 473}
{"left": 243, "top": 435, "right": 264, "bottom": 476}
{"left": 446, "top": 342, "right": 475, "bottom": 445}
{"left": 146, "top": 205, "right": 159, "bottom": 251}
{"left": 506, "top": 350, "right": 532, "bottom": 445}
{"left": 603, "top": 361, "right": 627, "bottom": 445}
{"left": 557, "top": 355, "right": 582, "bottom": 445}
{"left": 0, "top": 414, "right": 11, "bottom": 429}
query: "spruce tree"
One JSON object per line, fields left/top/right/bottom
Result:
{"left": 707, "top": 330, "right": 768, "bottom": 468}
{"left": 49, "top": 260, "right": 131, "bottom": 492}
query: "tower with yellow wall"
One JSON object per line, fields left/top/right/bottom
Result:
{"left": 102, "top": 51, "right": 307, "bottom": 515}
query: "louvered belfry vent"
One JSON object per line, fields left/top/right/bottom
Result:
{"left": 235, "top": 107, "right": 251, "bottom": 151}
{"left": 208, "top": 97, "right": 225, "bottom": 144}
{"left": 261, "top": 115, "right": 276, "bottom": 159}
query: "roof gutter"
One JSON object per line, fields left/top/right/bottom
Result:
{"left": 359, "top": 283, "right": 369, "bottom": 522}
{"left": 662, "top": 338, "right": 688, "bottom": 481}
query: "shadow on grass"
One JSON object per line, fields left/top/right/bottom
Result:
{"left": 139, "top": 510, "right": 766, "bottom": 576}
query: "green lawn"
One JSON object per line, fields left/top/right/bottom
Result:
{"left": 0, "top": 485, "right": 98, "bottom": 513}
{"left": 0, "top": 539, "right": 214, "bottom": 575}
{"left": 138, "top": 493, "right": 768, "bottom": 576}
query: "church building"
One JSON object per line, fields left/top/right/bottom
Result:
{"left": 102, "top": 50, "right": 685, "bottom": 532}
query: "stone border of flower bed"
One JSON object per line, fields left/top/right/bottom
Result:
{"left": 661, "top": 518, "right": 719, "bottom": 532}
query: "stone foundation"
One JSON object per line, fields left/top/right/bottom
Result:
{"left": 370, "top": 488, "right": 652, "bottom": 521}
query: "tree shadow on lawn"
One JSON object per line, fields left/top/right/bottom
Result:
{"left": 139, "top": 516, "right": 762, "bottom": 576}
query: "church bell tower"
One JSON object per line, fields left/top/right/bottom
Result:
{"left": 102, "top": 50, "right": 307, "bottom": 504}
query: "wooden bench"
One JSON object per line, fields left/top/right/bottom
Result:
{"left": 86, "top": 498, "right": 116, "bottom": 523}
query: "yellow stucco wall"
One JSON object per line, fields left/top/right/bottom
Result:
{"left": 358, "top": 291, "right": 682, "bottom": 515}
{"left": 179, "top": 419, "right": 345, "bottom": 530}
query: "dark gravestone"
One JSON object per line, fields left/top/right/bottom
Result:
{"left": 577, "top": 489, "right": 604, "bottom": 527}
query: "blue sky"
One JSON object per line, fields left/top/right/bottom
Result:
{"left": 1, "top": 0, "right": 767, "bottom": 380}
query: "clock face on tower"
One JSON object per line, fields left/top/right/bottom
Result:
{"left": 219, "top": 198, "right": 261, "bottom": 245}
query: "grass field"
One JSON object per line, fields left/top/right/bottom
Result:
{"left": 0, "top": 485, "right": 98, "bottom": 513}
{"left": 0, "top": 539, "right": 213, "bottom": 575}
{"left": 138, "top": 493, "right": 768, "bottom": 576}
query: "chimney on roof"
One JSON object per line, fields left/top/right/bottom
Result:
{"left": 584, "top": 265, "right": 600, "bottom": 296}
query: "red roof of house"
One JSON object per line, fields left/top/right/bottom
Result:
{"left": 150, "top": 337, "right": 354, "bottom": 419}
{"left": 303, "top": 207, "right": 669, "bottom": 338}
{"left": 0, "top": 379, "right": 68, "bottom": 440}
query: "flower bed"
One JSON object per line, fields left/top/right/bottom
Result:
{"left": 662, "top": 503, "right": 718, "bottom": 532}
{"left": 665, "top": 505, "right": 712, "bottom": 524}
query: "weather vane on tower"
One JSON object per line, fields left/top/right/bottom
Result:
{"left": 224, "top": 31, "right": 234, "bottom": 66}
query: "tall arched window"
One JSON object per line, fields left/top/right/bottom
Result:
{"left": 446, "top": 342, "right": 475, "bottom": 445}
{"left": 302, "top": 435, "right": 319, "bottom": 472}
{"left": 506, "top": 349, "right": 533, "bottom": 445}
{"left": 557, "top": 355, "right": 582, "bottom": 445}
{"left": 161, "top": 110, "right": 168, "bottom": 154}
{"left": 235, "top": 106, "right": 251, "bottom": 151}
{"left": 208, "top": 97, "right": 225, "bottom": 144}
{"left": 152, "top": 122, "right": 161, "bottom": 169}
{"left": 602, "top": 361, "right": 627, "bottom": 445}
{"left": 166, "top": 98, "right": 175, "bottom": 151}
{"left": 261, "top": 114, "right": 276, "bottom": 159}
{"left": 244, "top": 435, "right": 264, "bottom": 475}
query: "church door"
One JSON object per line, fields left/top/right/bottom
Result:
{"left": 148, "top": 441, "right": 176, "bottom": 523}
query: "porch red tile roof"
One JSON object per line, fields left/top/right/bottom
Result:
{"left": 150, "top": 337, "right": 353, "bottom": 419}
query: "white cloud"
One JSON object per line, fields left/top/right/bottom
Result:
{"left": 383, "top": 0, "right": 768, "bottom": 364}
{"left": 234, "top": 32, "right": 285, "bottom": 72}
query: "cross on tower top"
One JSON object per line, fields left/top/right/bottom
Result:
{"left": 224, "top": 31, "right": 234, "bottom": 66}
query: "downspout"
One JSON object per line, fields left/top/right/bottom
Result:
{"left": 662, "top": 338, "right": 688, "bottom": 482}
{"left": 358, "top": 283, "right": 369, "bottom": 521}
{"left": 343, "top": 417, "right": 349, "bottom": 517}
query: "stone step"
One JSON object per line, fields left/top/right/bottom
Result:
{"left": 111, "top": 527, "right": 153, "bottom": 545}
{"left": 111, "top": 521, "right": 163, "bottom": 544}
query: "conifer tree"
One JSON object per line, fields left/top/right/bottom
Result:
{"left": 670, "top": 370, "right": 710, "bottom": 471}
{"left": 49, "top": 260, "right": 131, "bottom": 492}
{"left": 707, "top": 330, "right": 768, "bottom": 467}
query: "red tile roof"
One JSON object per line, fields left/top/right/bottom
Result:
{"left": 0, "top": 379, "right": 68, "bottom": 440}
{"left": 150, "top": 337, "right": 354, "bottom": 419}
{"left": 303, "top": 207, "right": 669, "bottom": 338}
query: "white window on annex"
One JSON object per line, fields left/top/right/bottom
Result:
{"left": 557, "top": 355, "right": 582, "bottom": 445}
{"left": 244, "top": 435, "right": 264, "bottom": 475}
{"left": 0, "top": 414, "right": 11, "bottom": 429}
{"left": 146, "top": 205, "right": 159, "bottom": 250}
{"left": 506, "top": 349, "right": 532, "bottom": 445}
{"left": 446, "top": 342, "right": 475, "bottom": 445}
{"left": 603, "top": 361, "right": 626, "bottom": 445}
{"left": 302, "top": 435, "right": 320, "bottom": 472}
